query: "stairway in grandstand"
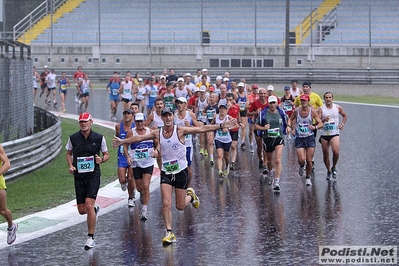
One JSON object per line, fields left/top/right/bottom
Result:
{"left": 17, "top": 0, "right": 85, "bottom": 44}
{"left": 294, "top": 0, "right": 341, "bottom": 44}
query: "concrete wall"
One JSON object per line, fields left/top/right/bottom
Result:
{"left": 31, "top": 45, "right": 399, "bottom": 70}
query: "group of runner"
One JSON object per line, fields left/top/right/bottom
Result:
{"left": 33, "top": 65, "right": 93, "bottom": 113}
{"left": 108, "top": 68, "right": 347, "bottom": 246}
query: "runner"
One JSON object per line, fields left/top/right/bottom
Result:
{"left": 39, "top": 66, "right": 49, "bottom": 99}
{"left": 236, "top": 82, "right": 248, "bottom": 148}
{"left": 145, "top": 98, "right": 165, "bottom": 170}
{"left": 195, "top": 86, "right": 208, "bottom": 155}
{"left": 319, "top": 92, "right": 348, "bottom": 180}
{"left": 125, "top": 113, "right": 158, "bottom": 220}
{"left": 57, "top": 71, "right": 70, "bottom": 113}
{"left": 175, "top": 77, "right": 190, "bottom": 100}
{"left": 78, "top": 74, "right": 94, "bottom": 113}
{"left": 247, "top": 87, "right": 269, "bottom": 171}
{"left": 134, "top": 78, "right": 146, "bottom": 113}
{"left": 73, "top": 66, "right": 85, "bottom": 103}
{"left": 112, "top": 107, "right": 236, "bottom": 245}
{"left": 245, "top": 84, "right": 259, "bottom": 153}
{"left": 0, "top": 144, "right": 18, "bottom": 245}
{"left": 45, "top": 68, "right": 57, "bottom": 106}
{"left": 204, "top": 92, "right": 219, "bottom": 166}
{"left": 32, "top": 66, "right": 40, "bottom": 106}
{"left": 119, "top": 74, "right": 133, "bottom": 111}
{"left": 255, "top": 95, "right": 288, "bottom": 192}
{"left": 226, "top": 93, "right": 241, "bottom": 170}
{"left": 115, "top": 109, "right": 137, "bottom": 207}
{"left": 174, "top": 97, "right": 202, "bottom": 187}
{"left": 106, "top": 74, "right": 121, "bottom": 121}
{"left": 65, "top": 113, "right": 109, "bottom": 250}
{"left": 287, "top": 94, "right": 323, "bottom": 187}
{"left": 212, "top": 103, "right": 233, "bottom": 178}
{"left": 280, "top": 85, "right": 296, "bottom": 140}
{"left": 160, "top": 81, "right": 175, "bottom": 111}
{"left": 144, "top": 77, "right": 159, "bottom": 116}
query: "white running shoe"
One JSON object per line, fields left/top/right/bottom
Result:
{"left": 140, "top": 209, "right": 148, "bottom": 221}
{"left": 250, "top": 144, "right": 254, "bottom": 153}
{"left": 7, "top": 223, "right": 17, "bottom": 245}
{"left": 128, "top": 198, "right": 135, "bottom": 208}
{"left": 305, "top": 178, "right": 312, "bottom": 186}
{"left": 273, "top": 180, "right": 281, "bottom": 192}
{"left": 84, "top": 237, "right": 95, "bottom": 250}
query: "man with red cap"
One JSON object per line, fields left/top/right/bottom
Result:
{"left": 65, "top": 113, "right": 110, "bottom": 250}
{"left": 287, "top": 94, "right": 322, "bottom": 187}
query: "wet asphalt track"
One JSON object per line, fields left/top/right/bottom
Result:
{"left": 1, "top": 92, "right": 398, "bottom": 265}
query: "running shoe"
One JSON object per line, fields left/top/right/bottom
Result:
{"left": 305, "top": 178, "right": 312, "bottom": 186}
{"left": 332, "top": 167, "right": 337, "bottom": 179}
{"left": 262, "top": 165, "right": 269, "bottom": 175}
{"left": 84, "top": 236, "right": 95, "bottom": 250}
{"left": 7, "top": 223, "right": 17, "bottom": 245}
{"left": 53, "top": 101, "right": 57, "bottom": 106}
{"left": 229, "top": 162, "right": 235, "bottom": 170}
{"left": 209, "top": 158, "right": 215, "bottom": 166}
{"left": 128, "top": 198, "right": 135, "bottom": 208}
{"left": 298, "top": 165, "right": 305, "bottom": 177}
{"left": 250, "top": 144, "right": 254, "bottom": 153}
{"left": 240, "top": 143, "right": 245, "bottom": 148}
{"left": 112, "top": 116, "right": 118, "bottom": 121}
{"left": 75, "top": 95, "right": 79, "bottom": 102}
{"left": 186, "top": 187, "right": 200, "bottom": 208}
{"left": 326, "top": 171, "right": 332, "bottom": 180}
{"left": 204, "top": 149, "right": 208, "bottom": 157}
{"left": 140, "top": 209, "right": 148, "bottom": 221}
{"left": 121, "top": 182, "right": 127, "bottom": 191}
{"left": 269, "top": 169, "right": 275, "bottom": 185}
{"left": 162, "top": 231, "right": 176, "bottom": 245}
{"left": 273, "top": 180, "right": 281, "bottom": 192}
{"left": 218, "top": 170, "right": 224, "bottom": 178}
{"left": 223, "top": 168, "right": 229, "bottom": 177}
{"left": 199, "top": 148, "right": 204, "bottom": 155}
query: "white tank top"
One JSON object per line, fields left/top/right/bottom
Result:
{"left": 152, "top": 111, "right": 164, "bottom": 128}
{"left": 295, "top": 107, "right": 314, "bottom": 138}
{"left": 33, "top": 75, "right": 38, "bottom": 88}
{"left": 160, "top": 125, "right": 187, "bottom": 174}
{"left": 197, "top": 96, "right": 208, "bottom": 122}
{"left": 214, "top": 115, "right": 232, "bottom": 143}
{"left": 174, "top": 111, "right": 193, "bottom": 147}
{"left": 121, "top": 81, "right": 133, "bottom": 99}
{"left": 290, "top": 88, "right": 300, "bottom": 98}
{"left": 175, "top": 87, "right": 188, "bottom": 99}
{"left": 80, "top": 79, "right": 90, "bottom": 93}
{"left": 320, "top": 104, "right": 340, "bottom": 136}
{"left": 129, "top": 127, "right": 154, "bottom": 168}
{"left": 136, "top": 86, "right": 145, "bottom": 100}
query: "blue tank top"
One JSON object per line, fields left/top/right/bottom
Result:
{"left": 109, "top": 82, "right": 120, "bottom": 100}
{"left": 59, "top": 78, "right": 68, "bottom": 91}
{"left": 117, "top": 122, "right": 136, "bottom": 159}
{"left": 237, "top": 93, "right": 247, "bottom": 112}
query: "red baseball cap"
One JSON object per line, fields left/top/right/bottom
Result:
{"left": 299, "top": 94, "right": 310, "bottom": 101}
{"left": 252, "top": 84, "right": 259, "bottom": 89}
{"left": 209, "top": 85, "right": 215, "bottom": 92}
{"left": 78, "top": 112, "right": 92, "bottom": 122}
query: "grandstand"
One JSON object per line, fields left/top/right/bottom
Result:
{"left": 14, "top": 0, "right": 399, "bottom": 46}
{"left": 11, "top": 0, "right": 399, "bottom": 71}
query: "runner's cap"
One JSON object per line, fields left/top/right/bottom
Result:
{"left": 176, "top": 97, "right": 187, "bottom": 103}
{"left": 161, "top": 107, "right": 174, "bottom": 116}
{"left": 299, "top": 94, "right": 310, "bottom": 101}
{"left": 134, "top": 113, "right": 144, "bottom": 121}
{"left": 268, "top": 95, "right": 278, "bottom": 103}
{"left": 267, "top": 85, "right": 274, "bottom": 91}
{"left": 78, "top": 112, "right": 92, "bottom": 122}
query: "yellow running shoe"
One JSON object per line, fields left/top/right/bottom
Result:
{"left": 199, "top": 148, "right": 204, "bottom": 155}
{"left": 204, "top": 149, "right": 208, "bottom": 157}
{"left": 162, "top": 231, "right": 176, "bottom": 245}
{"left": 186, "top": 187, "right": 200, "bottom": 208}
